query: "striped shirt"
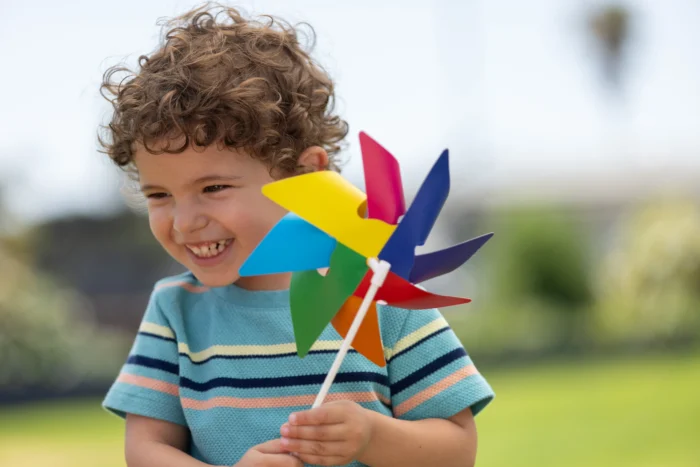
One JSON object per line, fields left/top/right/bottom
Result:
{"left": 103, "top": 272, "right": 494, "bottom": 466}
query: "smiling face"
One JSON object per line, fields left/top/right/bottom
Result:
{"left": 135, "top": 144, "right": 323, "bottom": 290}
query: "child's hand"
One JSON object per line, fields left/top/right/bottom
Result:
{"left": 235, "top": 439, "right": 303, "bottom": 467}
{"left": 280, "top": 400, "right": 375, "bottom": 466}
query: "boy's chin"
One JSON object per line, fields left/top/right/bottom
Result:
{"left": 186, "top": 267, "right": 291, "bottom": 291}
{"left": 189, "top": 269, "right": 241, "bottom": 288}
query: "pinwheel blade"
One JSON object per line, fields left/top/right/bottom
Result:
{"left": 239, "top": 213, "right": 336, "bottom": 276}
{"left": 359, "top": 131, "right": 406, "bottom": 225}
{"left": 409, "top": 233, "right": 494, "bottom": 284}
{"left": 378, "top": 150, "right": 450, "bottom": 279}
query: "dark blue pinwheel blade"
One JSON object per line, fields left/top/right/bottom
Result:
{"left": 409, "top": 232, "right": 494, "bottom": 284}
{"left": 378, "top": 150, "right": 450, "bottom": 280}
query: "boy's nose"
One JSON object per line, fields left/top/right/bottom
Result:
{"left": 172, "top": 204, "right": 208, "bottom": 234}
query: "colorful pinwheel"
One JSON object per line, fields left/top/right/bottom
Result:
{"left": 239, "top": 132, "right": 492, "bottom": 405}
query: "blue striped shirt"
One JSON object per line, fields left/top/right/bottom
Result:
{"left": 103, "top": 272, "right": 494, "bottom": 466}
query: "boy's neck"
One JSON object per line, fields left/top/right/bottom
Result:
{"left": 234, "top": 272, "right": 292, "bottom": 291}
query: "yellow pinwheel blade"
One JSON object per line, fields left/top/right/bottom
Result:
{"left": 262, "top": 171, "right": 395, "bottom": 258}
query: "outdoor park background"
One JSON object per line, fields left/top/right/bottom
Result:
{"left": 1, "top": 1, "right": 699, "bottom": 466}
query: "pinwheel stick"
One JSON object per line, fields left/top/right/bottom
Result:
{"left": 312, "top": 257, "right": 391, "bottom": 408}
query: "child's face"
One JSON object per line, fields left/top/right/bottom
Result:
{"left": 134, "top": 143, "right": 292, "bottom": 290}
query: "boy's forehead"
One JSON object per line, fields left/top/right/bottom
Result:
{"left": 139, "top": 173, "right": 243, "bottom": 191}
{"left": 133, "top": 143, "right": 265, "bottom": 187}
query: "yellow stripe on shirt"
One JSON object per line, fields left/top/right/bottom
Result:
{"left": 179, "top": 339, "right": 346, "bottom": 363}
{"left": 139, "top": 322, "right": 176, "bottom": 340}
{"left": 385, "top": 317, "right": 449, "bottom": 361}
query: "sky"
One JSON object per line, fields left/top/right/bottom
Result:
{"left": 1, "top": 0, "right": 699, "bottom": 225}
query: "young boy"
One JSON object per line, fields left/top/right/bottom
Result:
{"left": 100, "top": 4, "right": 494, "bottom": 467}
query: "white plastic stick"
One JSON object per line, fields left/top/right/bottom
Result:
{"left": 312, "top": 258, "right": 391, "bottom": 408}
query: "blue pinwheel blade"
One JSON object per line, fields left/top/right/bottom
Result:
{"left": 239, "top": 212, "right": 336, "bottom": 276}
{"left": 378, "top": 150, "right": 450, "bottom": 279}
{"left": 409, "top": 233, "right": 494, "bottom": 284}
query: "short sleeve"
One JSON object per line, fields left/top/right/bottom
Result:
{"left": 102, "top": 287, "right": 186, "bottom": 426}
{"left": 384, "top": 306, "right": 494, "bottom": 421}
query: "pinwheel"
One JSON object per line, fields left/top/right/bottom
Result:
{"left": 239, "top": 132, "right": 492, "bottom": 407}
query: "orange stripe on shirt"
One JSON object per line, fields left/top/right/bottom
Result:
{"left": 118, "top": 373, "right": 180, "bottom": 397}
{"left": 182, "top": 391, "right": 390, "bottom": 410}
{"left": 393, "top": 364, "right": 479, "bottom": 417}
{"left": 155, "top": 280, "right": 210, "bottom": 293}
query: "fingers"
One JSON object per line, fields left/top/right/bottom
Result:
{"left": 251, "top": 440, "right": 304, "bottom": 467}
{"left": 289, "top": 402, "right": 348, "bottom": 426}
{"left": 280, "top": 437, "right": 351, "bottom": 466}
{"left": 280, "top": 401, "right": 366, "bottom": 466}
{"left": 253, "top": 438, "right": 287, "bottom": 454}
{"left": 264, "top": 453, "right": 304, "bottom": 467}
{"left": 293, "top": 453, "right": 348, "bottom": 466}
{"left": 277, "top": 455, "right": 304, "bottom": 467}
{"left": 281, "top": 422, "right": 347, "bottom": 442}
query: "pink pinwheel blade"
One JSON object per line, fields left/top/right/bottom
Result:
{"left": 359, "top": 131, "right": 406, "bottom": 225}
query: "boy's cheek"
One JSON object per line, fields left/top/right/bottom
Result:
{"left": 229, "top": 205, "right": 283, "bottom": 239}
{"left": 147, "top": 211, "right": 168, "bottom": 240}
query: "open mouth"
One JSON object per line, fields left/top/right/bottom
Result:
{"left": 185, "top": 238, "right": 233, "bottom": 259}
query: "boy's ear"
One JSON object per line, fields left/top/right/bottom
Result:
{"left": 298, "top": 146, "right": 329, "bottom": 172}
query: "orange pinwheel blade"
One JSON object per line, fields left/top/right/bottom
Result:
{"left": 331, "top": 295, "right": 385, "bottom": 367}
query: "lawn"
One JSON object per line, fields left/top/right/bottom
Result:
{"left": 476, "top": 351, "right": 700, "bottom": 467}
{"left": 1, "top": 351, "right": 698, "bottom": 467}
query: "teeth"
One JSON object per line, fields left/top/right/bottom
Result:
{"left": 187, "top": 239, "right": 231, "bottom": 258}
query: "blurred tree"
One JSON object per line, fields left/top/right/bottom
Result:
{"left": 585, "top": 2, "right": 634, "bottom": 98}
{"left": 582, "top": 3, "right": 639, "bottom": 168}
{"left": 586, "top": 3, "right": 633, "bottom": 93}
{"left": 27, "top": 209, "right": 182, "bottom": 329}
{"left": 449, "top": 205, "right": 595, "bottom": 360}
{"left": 0, "top": 185, "right": 11, "bottom": 233}
{"left": 485, "top": 206, "right": 593, "bottom": 311}
{"left": 594, "top": 197, "right": 700, "bottom": 346}
{"left": 0, "top": 246, "right": 130, "bottom": 393}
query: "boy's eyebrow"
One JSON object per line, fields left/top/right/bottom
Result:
{"left": 191, "top": 174, "right": 243, "bottom": 185}
{"left": 140, "top": 175, "right": 243, "bottom": 192}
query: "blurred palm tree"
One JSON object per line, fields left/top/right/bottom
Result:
{"left": 586, "top": 3, "right": 633, "bottom": 93}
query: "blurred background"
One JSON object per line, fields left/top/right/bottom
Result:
{"left": 1, "top": 0, "right": 698, "bottom": 465}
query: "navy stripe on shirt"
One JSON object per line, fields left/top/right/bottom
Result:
{"left": 179, "top": 371, "right": 390, "bottom": 392}
{"left": 126, "top": 343, "right": 468, "bottom": 398}
{"left": 126, "top": 355, "right": 179, "bottom": 375}
{"left": 390, "top": 347, "right": 468, "bottom": 395}
{"left": 387, "top": 327, "right": 452, "bottom": 363}
{"left": 126, "top": 355, "right": 390, "bottom": 390}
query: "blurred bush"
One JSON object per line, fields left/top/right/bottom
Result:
{"left": 450, "top": 205, "right": 594, "bottom": 359}
{"left": 0, "top": 240, "right": 130, "bottom": 394}
{"left": 593, "top": 197, "right": 700, "bottom": 346}
{"left": 483, "top": 206, "right": 592, "bottom": 311}
{"left": 449, "top": 197, "right": 700, "bottom": 363}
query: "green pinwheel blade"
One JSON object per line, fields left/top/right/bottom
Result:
{"left": 290, "top": 242, "right": 369, "bottom": 358}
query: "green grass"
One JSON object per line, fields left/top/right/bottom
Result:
{"left": 476, "top": 351, "right": 700, "bottom": 467}
{"left": 0, "top": 398, "right": 125, "bottom": 467}
{"left": 1, "top": 351, "right": 698, "bottom": 467}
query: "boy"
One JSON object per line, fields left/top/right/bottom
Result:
{"left": 100, "top": 4, "right": 494, "bottom": 467}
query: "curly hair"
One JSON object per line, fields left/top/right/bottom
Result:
{"left": 98, "top": 2, "right": 348, "bottom": 176}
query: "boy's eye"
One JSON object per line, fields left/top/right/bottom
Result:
{"left": 146, "top": 192, "right": 169, "bottom": 200}
{"left": 203, "top": 185, "right": 231, "bottom": 193}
